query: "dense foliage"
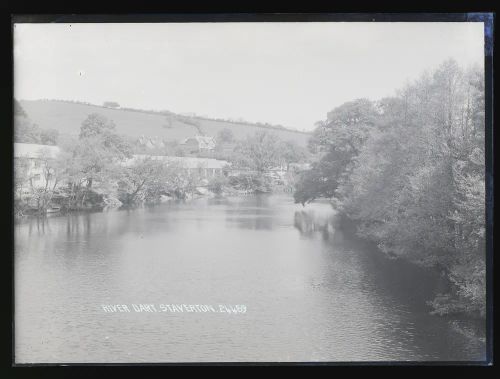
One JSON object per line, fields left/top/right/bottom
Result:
{"left": 294, "top": 60, "right": 486, "bottom": 318}
{"left": 14, "top": 113, "right": 206, "bottom": 214}
{"left": 14, "top": 99, "right": 59, "bottom": 145}
{"left": 233, "top": 131, "right": 309, "bottom": 172}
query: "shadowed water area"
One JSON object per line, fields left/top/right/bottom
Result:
{"left": 15, "top": 195, "right": 485, "bottom": 363}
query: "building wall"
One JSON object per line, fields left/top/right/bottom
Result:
{"left": 15, "top": 157, "right": 57, "bottom": 195}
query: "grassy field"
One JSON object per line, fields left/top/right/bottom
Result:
{"left": 20, "top": 100, "right": 311, "bottom": 146}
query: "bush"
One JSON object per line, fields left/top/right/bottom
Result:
{"left": 228, "top": 172, "right": 273, "bottom": 193}
{"left": 207, "top": 175, "right": 229, "bottom": 195}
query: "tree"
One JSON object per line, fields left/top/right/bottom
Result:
{"left": 295, "top": 98, "right": 379, "bottom": 205}
{"left": 26, "top": 148, "right": 61, "bottom": 213}
{"left": 233, "top": 131, "right": 281, "bottom": 173}
{"left": 207, "top": 175, "right": 229, "bottom": 195}
{"left": 216, "top": 128, "right": 235, "bottom": 143}
{"left": 117, "top": 157, "right": 166, "bottom": 204}
{"left": 278, "top": 140, "right": 309, "bottom": 170}
{"left": 80, "top": 113, "right": 117, "bottom": 139}
{"left": 310, "top": 98, "right": 379, "bottom": 156}
{"left": 14, "top": 158, "right": 30, "bottom": 216}
{"left": 14, "top": 118, "right": 41, "bottom": 144}
{"left": 40, "top": 128, "right": 59, "bottom": 145}
{"left": 15, "top": 119, "right": 60, "bottom": 146}
{"left": 293, "top": 154, "right": 341, "bottom": 205}
{"left": 296, "top": 60, "right": 485, "bottom": 318}
{"left": 57, "top": 114, "right": 132, "bottom": 209}
{"left": 14, "top": 99, "right": 27, "bottom": 117}
{"left": 163, "top": 116, "right": 174, "bottom": 129}
{"left": 14, "top": 100, "right": 61, "bottom": 145}
{"left": 103, "top": 101, "right": 120, "bottom": 108}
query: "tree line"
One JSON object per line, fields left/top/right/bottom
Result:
{"left": 14, "top": 113, "right": 204, "bottom": 214}
{"left": 294, "top": 59, "right": 485, "bottom": 318}
{"left": 14, "top": 100, "right": 59, "bottom": 145}
{"left": 15, "top": 111, "right": 310, "bottom": 215}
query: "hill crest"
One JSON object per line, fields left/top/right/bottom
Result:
{"left": 19, "top": 99, "right": 310, "bottom": 146}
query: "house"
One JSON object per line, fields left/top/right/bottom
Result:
{"left": 216, "top": 142, "right": 237, "bottom": 156}
{"left": 14, "top": 143, "right": 61, "bottom": 190}
{"left": 288, "top": 162, "right": 311, "bottom": 172}
{"left": 123, "top": 155, "right": 230, "bottom": 179}
{"left": 138, "top": 135, "right": 165, "bottom": 149}
{"left": 14, "top": 142, "right": 230, "bottom": 195}
{"left": 180, "top": 135, "right": 216, "bottom": 154}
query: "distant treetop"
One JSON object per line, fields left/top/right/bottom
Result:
{"left": 103, "top": 101, "right": 120, "bottom": 108}
{"left": 14, "top": 99, "right": 27, "bottom": 117}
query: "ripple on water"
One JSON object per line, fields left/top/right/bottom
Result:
{"left": 14, "top": 196, "right": 486, "bottom": 363}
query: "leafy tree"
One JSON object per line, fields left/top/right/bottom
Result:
{"left": 278, "top": 140, "right": 309, "bottom": 170}
{"left": 14, "top": 100, "right": 61, "bottom": 146}
{"left": 207, "top": 175, "right": 230, "bottom": 195}
{"left": 103, "top": 101, "right": 120, "bottom": 108}
{"left": 14, "top": 118, "right": 41, "bottom": 144}
{"left": 293, "top": 155, "right": 340, "bottom": 205}
{"left": 233, "top": 131, "right": 281, "bottom": 173}
{"left": 228, "top": 172, "right": 273, "bottom": 193}
{"left": 57, "top": 114, "right": 132, "bottom": 209}
{"left": 14, "top": 158, "right": 30, "bottom": 216}
{"left": 40, "top": 128, "right": 59, "bottom": 145}
{"left": 296, "top": 60, "right": 485, "bottom": 318}
{"left": 27, "top": 148, "right": 62, "bottom": 213}
{"left": 295, "top": 99, "right": 379, "bottom": 205}
{"left": 311, "top": 98, "right": 379, "bottom": 156}
{"left": 117, "top": 157, "right": 166, "bottom": 204}
{"left": 216, "top": 128, "right": 235, "bottom": 143}
{"left": 80, "top": 113, "right": 114, "bottom": 137}
{"left": 14, "top": 99, "right": 27, "bottom": 117}
{"left": 159, "top": 161, "right": 199, "bottom": 199}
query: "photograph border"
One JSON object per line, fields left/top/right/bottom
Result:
{"left": 3, "top": 10, "right": 495, "bottom": 370}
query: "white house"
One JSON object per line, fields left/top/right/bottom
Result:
{"left": 138, "top": 135, "right": 165, "bottom": 149}
{"left": 14, "top": 143, "right": 61, "bottom": 189}
{"left": 123, "top": 154, "right": 230, "bottom": 179}
{"left": 14, "top": 142, "right": 230, "bottom": 192}
{"left": 180, "top": 135, "right": 216, "bottom": 154}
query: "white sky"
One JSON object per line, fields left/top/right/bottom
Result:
{"left": 14, "top": 22, "right": 484, "bottom": 131}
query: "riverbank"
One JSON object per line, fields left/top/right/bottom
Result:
{"left": 14, "top": 182, "right": 295, "bottom": 221}
{"left": 333, "top": 210, "right": 487, "bottom": 339}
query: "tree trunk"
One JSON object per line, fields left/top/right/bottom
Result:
{"left": 81, "top": 191, "right": 87, "bottom": 209}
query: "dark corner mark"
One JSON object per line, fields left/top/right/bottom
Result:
{"left": 466, "top": 12, "right": 494, "bottom": 57}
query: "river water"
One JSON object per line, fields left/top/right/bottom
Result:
{"left": 14, "top": 194, "right": 485, "bottom": 363}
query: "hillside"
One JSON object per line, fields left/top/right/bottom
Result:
{"left": 19, "top": 100, "right": 311, "bottom": 146}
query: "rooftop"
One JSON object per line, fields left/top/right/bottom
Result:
{"left": 14, "top": 143, "right": 61, "bottom": 159}
{"left": 181, "top": 135, "right": 216, "bottom": 149}
{"left": 124, "top": 154, "right": 230, "bottom": 169}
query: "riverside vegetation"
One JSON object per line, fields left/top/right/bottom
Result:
{"left": 294, "top": 59, "right": 486, "bottom": 320}
{"left": 14, "top": 104, "right": 309, "bottom": 215}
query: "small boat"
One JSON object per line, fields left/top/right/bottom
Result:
{"left": 254, "top": 187, "right": 271, "bottom": 194}
{"left": 195, "top": 187, "right": 209, "bottom": 195}
{"left": 46, "top": 206, "right": 61, "bottom": 213}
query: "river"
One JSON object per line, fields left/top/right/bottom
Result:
{"left": 14, "top": 194, "right": 485, "bottom": 363}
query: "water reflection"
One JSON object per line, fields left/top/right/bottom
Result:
{"left": 15, "top": 195, "right": 485, "bottom": 363}
{"left": 294, "top": 209, "right": 338, "bottom": 241}
{"left": 27, "top": 216, "right": 51, "bottom": 236}
{"left": 218, "top": 195, "right": 274, "bottom": 230}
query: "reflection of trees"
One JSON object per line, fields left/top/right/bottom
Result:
{"left": 64, "top": 213, "right": 94, "bottom": 239}
{"left": 26, "top": 216, "right": 50, "bottom": 236}
{"left": 226, "top": 215, "right": 274, "bottom": 230}
{"left": 224, "top": 195, "right": 275, "bottom": 230}
{"left": 294, "top": 210, "right": 337, "bottom": 240}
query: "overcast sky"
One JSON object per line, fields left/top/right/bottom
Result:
{"left": 14, "top": 22, "right": 484, "bottom": 131}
